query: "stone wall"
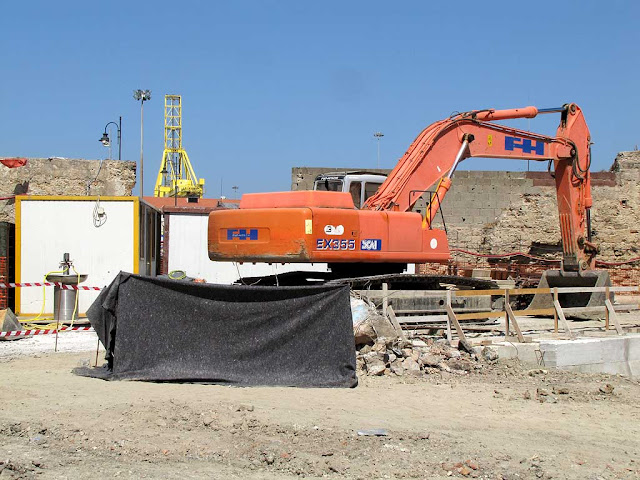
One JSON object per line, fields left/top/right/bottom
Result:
{"left": 291, "top": 151, "right": 640, "bottom": 262}
{"left": 0, "top": 157, "right": 137, "bottom": 223}
{"left": 291, "top": 167, "right": 392, "bottom": 191}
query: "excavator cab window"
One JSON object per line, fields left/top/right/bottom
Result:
{"left": 315, "top": 179, "right": 343, "bottom": 192}
{"left": 364, "top": 182, "right": 382, "bottom": 203}
{"left": 349, "top": 181, "right": 362, "bottom": 208}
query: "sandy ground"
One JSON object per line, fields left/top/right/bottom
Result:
{"left": 1, "top": 331, "right": 640, "bottom": 479}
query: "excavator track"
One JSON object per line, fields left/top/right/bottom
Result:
{"left": 325, "top": 273, "right": 498, "bottom": 290}
{"left": 234, "top": 271, "right": 498, "bottom": 290}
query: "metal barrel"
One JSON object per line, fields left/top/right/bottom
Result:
{"left": 53, "top": 286, "right": 78, "bottom": 322}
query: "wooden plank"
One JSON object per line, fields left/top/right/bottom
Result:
{"left": 445, "top": 302, "right": 467, "bottom": 343}
{"left": 605, "top": 286, "right": 610, "bottom": 331}
{"left": 396, "top": 308, "right": 557, "bottom": 320}
{"left": 504, "top": 290, "right": 510, "bottom": 339}
{"left": 513, "top": 308, "right": 557, "bottom": 317}
{"left": 386, "top": 306, "right": 407, "bottom": 341}
{"left": 393, "top": 308, "right": 492, "bottom": 315}
{"left": 553, "top": 288, "right": 559, "bottom": 334}
{"left": 454, "top": 286, "right": 639, "bottom": 297}
{"left": 455, "top": 308, "right": 558, "bottom": 321}
{"left": 398, "top": 315, "right": 451, "bottom": 323}
{"left": 445, "top": 290, "right": 453, "bottom": 342}
{"left": 605, "top": 298, "right": 624, "bottom": 335}
{"left": 553, "top": 293, "right": 574, "bottom": 338}
{"left": 396, "top": 304, "right": 637, "bottom": 324}
{"left": 382, "top": 283, "right": 388, "bottom": 317}
{"left": 402, "top": 325, "right": 499, "bottom": 331}
{"left": 359, "top": 286, "right": 640, "bottom": 307}
{"left": 505, "top": 301, "right": 526, "bottom": 342}
{"left": 455, "top": 288, "right": 543, "bottom": 297}
{"left": 563, "top": 305, "right": 638, "bottom": 314}
{"left": 457, "top": 311, "right": 505, "bottom": 320}
{"left": 355, "top": 290, "right": 447, "bottom": 299}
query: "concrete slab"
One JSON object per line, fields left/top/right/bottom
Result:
{"left": 479, "top": 342, "right": 542, "bottom": 366}
{"left": 483, "top": 334, "right": 640, "bottom": 377}
{"left": 539, "top": 334, "right": 640, "bottom": 377}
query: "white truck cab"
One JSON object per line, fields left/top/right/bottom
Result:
{"left": 313, "top": 172, "right": 387, "bottom": 209}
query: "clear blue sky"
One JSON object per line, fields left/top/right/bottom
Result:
{"left": 3, "top": 1, "right": 638, "bottom": 197}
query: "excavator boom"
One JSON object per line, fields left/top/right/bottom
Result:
{"left": 208, "top": 104, "right": 596, "bottom": 272}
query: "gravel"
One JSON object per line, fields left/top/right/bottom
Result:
{"left": 0, "top": 331, "right": 101, "bottom": 361}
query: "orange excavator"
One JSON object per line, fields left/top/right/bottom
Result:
{"left": 208, "top": 103, "right": 599, "bottom": 284}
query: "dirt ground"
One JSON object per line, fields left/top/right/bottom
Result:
{"left": 1, "top": 337, "right": 639, "bottom": 480}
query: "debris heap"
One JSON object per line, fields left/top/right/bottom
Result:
{"left": 356, "top": 337, "right": 499, "bottom": 377}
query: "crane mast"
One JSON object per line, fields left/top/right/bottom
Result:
{"left": 154, "top": 94, "right": 205, "bottom": 198}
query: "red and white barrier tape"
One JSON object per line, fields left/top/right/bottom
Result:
{"left": 0, "top": 326, "right": 94, "bottom": 338}
{"left": 0, "top": 282, "right": 102, "bottom": 290}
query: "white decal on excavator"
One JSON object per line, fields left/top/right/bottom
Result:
{"left": 324, "top": 225, "right": 345, "bottom": 235}
{"left": 430, "top": 238, "right": 438, "bottom": 249}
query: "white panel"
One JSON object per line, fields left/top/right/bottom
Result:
{"left": 167, "top": 214, "right": 329, "bottom": 284}
{"left": 20, "top": 200, "right": 135, "bottom": 314}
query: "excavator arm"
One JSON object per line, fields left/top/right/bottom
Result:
{"left": 363, "top": 103, "right": 595, "bottom": 271}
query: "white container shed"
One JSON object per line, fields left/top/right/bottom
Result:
{"left": 15, "top": 196, "right": 161, "bottom": 315}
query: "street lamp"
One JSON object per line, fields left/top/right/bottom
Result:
{"left": 133, "top": 89, "right": 151, "bottom": 198}
{"left": 98, "top": 116, "right": 122, "bottom": 160}
{"left": 232, "top": 185, "right": 239, "bottom": 199}
{"left": 373, "top": 131, "right": 384, "bottom": 169}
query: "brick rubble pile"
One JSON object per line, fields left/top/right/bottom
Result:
{"left": 356, "top": 337, "right": 499, "bottom": 377}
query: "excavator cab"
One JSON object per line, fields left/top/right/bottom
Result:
{"left": 313, "top": 172, "right": 387, "bottom": 209}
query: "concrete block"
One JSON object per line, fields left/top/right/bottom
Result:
{"left": 540, "top": 339, "right": 604, "bottom": 367}
{"left": 627, "top": 335, "right": 640, "bottom": 361}
{"left": 600, "top": 337, "right": 628, "bottom": 363}
{"left": 539, "top": 336, "right": 640, "bottom": 377}
{"left": 489, "top": 342, "right": 541, "bottom": 365}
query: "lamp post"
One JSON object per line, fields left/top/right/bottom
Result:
{"left": 232, "top": 185, "right": 239, "bottom": 199}
{"left": 133, "top": 89, "right": 151, "bottom": 198}
{"left": 98, "top": 117, "right": 122, "bottom": 161}
{"left": 373, "top": 131, "right": 384, "bottom": 169}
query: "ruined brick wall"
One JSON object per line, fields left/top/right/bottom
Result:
{"left": 291, "top": 151, "right": 640, "bottom": 263}
{"left": 476, "top": 152, "right": 638, "bottom": 263}
{"left": 0, "top": 157, "right": 137, "bottom": 223}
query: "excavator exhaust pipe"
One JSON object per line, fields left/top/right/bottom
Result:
{"left": 527, "top": 269, "right": 612, "bottom": 319}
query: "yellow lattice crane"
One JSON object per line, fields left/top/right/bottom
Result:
{"left": 154, "top": 94, "right": 205, "bottom": 198}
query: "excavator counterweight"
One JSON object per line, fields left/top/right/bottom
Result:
{"left": 208, "top": 191, "right": 450, "bottom": 265}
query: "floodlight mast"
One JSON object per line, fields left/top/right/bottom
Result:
{"left": 133, "top": 89, "right": 151, "bottom": 197}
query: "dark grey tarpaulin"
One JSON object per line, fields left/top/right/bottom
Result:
{"left": 79, "top": 272, "right": 357, "bottom": 387}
